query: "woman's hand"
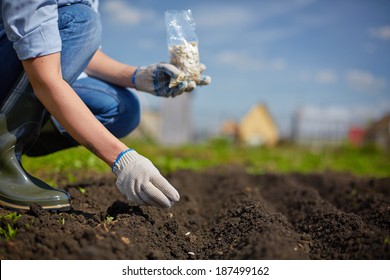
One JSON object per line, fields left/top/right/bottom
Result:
{"left": 132, "top": 63, "right": 195, "bottom": 97}
{"left": 113, "top": 149, "right": 180, "bottom": 207}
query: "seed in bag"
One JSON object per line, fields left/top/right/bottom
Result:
{"left": 165, "top": 10, "right": 200, "bottom": 88}
{"left": 169, "top": 42, "right": 200, "bottom": 87}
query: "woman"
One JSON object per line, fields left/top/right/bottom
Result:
{"left": 0, "top": 0, "right": 210, "bottom": 210}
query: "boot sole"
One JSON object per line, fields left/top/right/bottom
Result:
{"left": 0, "top": 200, "right": 71, "bottom": 212}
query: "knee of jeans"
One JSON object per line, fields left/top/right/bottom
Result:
{"left": 118, "top": 96, "right": 141, "bottom": 138}
{"left": 82, "top": 8, "right": 102, "bottom": 51}
{"left": 59, "top": 4, "right": 102, "bottom": 53}
{"left": 106, "top": 92, "right": 141, "bottom": 138}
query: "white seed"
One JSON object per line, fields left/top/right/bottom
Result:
{"left": 188, "top": 252, "right": 195, "bottom": 255}
{"left": 169, "top": 41, "right": 200, "bottom": 87}
{"left": 184, "top": 61, "right": 191, "bottom": 69}
{"left": 185, "top": 231, "right": 191, "bottom": 236}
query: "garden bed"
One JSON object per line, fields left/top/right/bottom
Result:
{"left": 1, "top": 167, "right": 389, "bottom": 259}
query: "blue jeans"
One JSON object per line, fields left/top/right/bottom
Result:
{"left": 0, "top": 4, "right": 140, "bottom": 148}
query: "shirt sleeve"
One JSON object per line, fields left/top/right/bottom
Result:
{"left": 2, "top": 0, "right": 61, "bottom": 60}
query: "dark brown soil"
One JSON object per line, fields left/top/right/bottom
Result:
{"left": 1, "top": 167, "right": 389, "bottom": 260}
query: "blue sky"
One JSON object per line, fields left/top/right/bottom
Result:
{"left": 98, "top": 0, "right": 390, "bottom": 136}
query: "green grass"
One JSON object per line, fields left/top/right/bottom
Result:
{"left": 22, "top": 138, "right": 390, "bottom": 185}
{"left": 0, "top": 212, "right": 21, "bottom": 241}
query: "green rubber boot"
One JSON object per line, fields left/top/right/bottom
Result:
{"left": 0, "top": 73, "right": 71, "bottom": 211}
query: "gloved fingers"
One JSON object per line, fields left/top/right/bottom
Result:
{"left": 172, "top": 81, "right": 196, "bottom": 96}
{"left": 126, "top": 193, "right": 145, "bottom": 206}
{"left": 199, "top": 63, "right": 206, "bottom": 74}
{"left": 185, "top": 81, "right": 197, "bottom": 92}
{"left": 139, "top": 182, "right": 176, "bottom": 208}
{"left": 157, "top": 63, "right": 182, "bottom": 78}
{"left": 116, "top": 177, "right": 145, "bottom": 206}
{"left": 154, "top": 63, "right": 188, "bottom": 97}
{"left": 171, "top": 82, "right": 186, "bottom": 97}
{"left": 195, "top": 75, "right": 211, "bottom": 86}
{"left": 151, "top": 175, "right": 180, "bottom": 203}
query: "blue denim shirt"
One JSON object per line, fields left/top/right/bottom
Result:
{"left": 0, "top": 0, "right": 99, "bottom": 60}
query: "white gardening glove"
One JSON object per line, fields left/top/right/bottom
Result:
{"left": 112, "top": 149, "right": 180, "bottom": 208}
{"left": 132, "top": 63, "right": 195, "bottom": 98}
{"left": 196, "top": 63, "right": 212, "bottom": 86}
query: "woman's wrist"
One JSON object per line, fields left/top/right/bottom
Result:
{"left": 130, "top": 66, "right": 140, "bottom": 89}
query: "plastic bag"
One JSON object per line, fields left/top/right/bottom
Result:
{"left": 165, "top": 10, "right": 200, "bottom": 87}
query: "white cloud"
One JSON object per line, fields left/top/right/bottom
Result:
{"left": 255, "top": 0, "right": 317, "bottom": 22}
{"left": 346, "top": 69, "right": 387, "bottom": 92}
{"left": 315, "top": 69, "right": 337, "bottom": 84}
{"left": 136, "top": 38, "right": 158, "bottom": 51}
{"left": 369, "top": 26, "right": 390, "bottom": 40}
{"left": 102, "top": 0, "right": 155, "bottom": 25}
{"left": 195, "top": 0, "right": 318, "bottom": 29}
{"left": 298, "top": 70, "right": 312, "bottom": 82}
{"left": 195, "top": 0, "right": 314, "bottom": 29}
{"left": 194, "top": 0, "right": 317, "bottom": 45}
{"left": 216, "top": 51, "right": 286, "bottom": 71}
{"left": 300, "top": 69, "right": 387, "bottom": 91}
{"left": 298, "top": 69, "right": 338, "bottom": 85}
{"left": 216, "top": 51, "right": 263, "bottom": 71}
{"left": 195, "top": 6, "right": 257, "bottom": 29}
{"left": 251, "top": 27, "right": 300, "bottom": 45}
{"left": 270, "top": 58, "right": 287, "bottom": 71}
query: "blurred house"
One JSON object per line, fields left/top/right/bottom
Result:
{"left": 239, "top": 104, "right": 279, "bottom": 146}
{"left": 364, "top": 114, "right": 390, "bottom": 151}
{"left": 348, "top": 126, "right": 366, "bottom": 146}
{"left": 221, "top": 104, "right": 279, "bottom": 146}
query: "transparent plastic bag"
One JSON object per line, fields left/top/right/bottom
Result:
{"left": 165, "top": 10, "right": 200, "bottom": 87}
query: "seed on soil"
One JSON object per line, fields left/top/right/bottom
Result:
{"left": 185, "top": 231, "right": 191, "bottom": 236}
{"left": 188, "top": 252, "right": 195, "bottom": 256}
{"left": 121, "top": 236, "right": 130, "bottom": 245}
